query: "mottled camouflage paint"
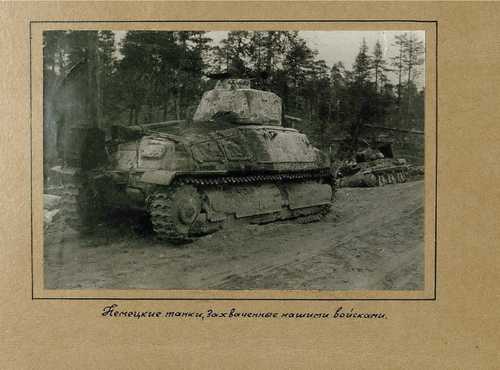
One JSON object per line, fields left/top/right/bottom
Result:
{"left": 193, "top": 79, "right": 281, "bottom": 125}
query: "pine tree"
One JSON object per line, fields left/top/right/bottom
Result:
{"left": 391, "top": 33, "right": 408, "bottom": 106}
{"left": 372, "top": 40, "right": 388, "bottom": 92}
{"left": 346, "top": 39, "right": 377, "bottom": 150}
{"left": 403, "top": 33, "right": 425, "bottom": 88}
{"left": 352, "top": 38, "right": 371, "bottom": 85}
{"left": 97, "top": 31, "right": 116, "bottom": 126}
{"left": 402, "top": 33, "right": 425, "bottom": 126}
{"left": 283, "top": 35, "right": 315, "bottom": 114}
{"left": 220, "top": 31, "right": 252, "bottom": 75}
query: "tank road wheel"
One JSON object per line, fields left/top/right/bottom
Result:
{"left": 376, "top": 174, "right": 385, "bottom": 186}
{"left": 149, "top": 185, "right": 202, "bottom": 243}
{"left": 397, "top": 171, "right": 405, "bottom": 183}
{"left": 387, "top": 173, "right": 395, "bottom": 184}
{"left": 364, "top": 173, "right": 378, "bottom": 187}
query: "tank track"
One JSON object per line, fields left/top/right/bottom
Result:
{"left": 60, "top": 180, "right": 105, "bottom": 232}
{"left": 372, "top": 168, "right": 408, "bottom": 186}
{"left": 148, "top": 169, "right": 334, "bottom": 242}
{"left": 175, "top": 168, "right": 334, "bottom": 186}
{"left": 293, "top": 205, "right": 331, "bottom": 224}
{"left": 149, "top": 190, "right": 194, "bottom": 243}
{"left": 338, "top": 167, "right": 409, "bottom": 188}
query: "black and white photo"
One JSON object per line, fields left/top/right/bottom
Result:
{"left": 43, "top": 30, "right": 426, "bottom": 291}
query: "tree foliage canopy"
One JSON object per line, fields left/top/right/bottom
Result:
{"left": 43, "top": 30, "right": 425, "bottom": 152}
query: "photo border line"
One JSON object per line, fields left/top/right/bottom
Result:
{"left": 30, "top": 20, "right": 34, "bottom": 300}
{"left": 30, "top": 19, "right": 438, "bottom": 301}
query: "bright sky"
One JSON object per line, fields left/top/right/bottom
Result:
{"left": 114, "top": 30, "right": 426, "bottom": 87}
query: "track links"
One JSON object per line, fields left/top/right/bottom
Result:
{"left": 149, "top": 188, "right": 193, "bottom": 243}
{"left": 176, "top": 168, "right": 334, "bottom": 187}
{"left": 374, "top": 169, "right": 408, "bottom": 186}
{"left": 294, "top": 204, "right": 331, "bottom": 224}
{"left": 149, "top": 169, "right": 335, "bottom": 242}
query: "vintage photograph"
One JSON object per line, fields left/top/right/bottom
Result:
{"left": 42, "top": 30, "right": 426, "bottom": 290}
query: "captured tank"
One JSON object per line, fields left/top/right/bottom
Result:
{"left": 334, "top": 136, "right": 410, "bottom": 188}
{"left": 57, "top": 77, "right": 335, "bottom": 242}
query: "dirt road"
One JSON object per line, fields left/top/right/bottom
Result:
{"left": 44, "top": 180, "right": 424, "bottom": 290}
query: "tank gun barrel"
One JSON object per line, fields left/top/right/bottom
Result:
{"left": 110, "top": 120, "right": 186, "bottom": 141}
{"left": 133, "top": 120, "right": 185, "bottom": 131}
{"left": 362, "top": 124, "right": 424, "bottom": 135}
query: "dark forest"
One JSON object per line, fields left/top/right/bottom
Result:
{"left": 43, "top": 30, "right": 425, "bottom": 166}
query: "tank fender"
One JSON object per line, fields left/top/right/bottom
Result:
{"left": 140, "top": 170, "right": 177, "bottom": 185}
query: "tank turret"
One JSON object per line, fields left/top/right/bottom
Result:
{"left": 193, "top": 78, "right": 282, "bottom": 126}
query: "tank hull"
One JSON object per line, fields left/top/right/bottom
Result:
{"left": 337, "top": 159, "right": 409, "bottom": 188}
{"left": 108, "top": 124, "right": 335, "bottom": 241}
